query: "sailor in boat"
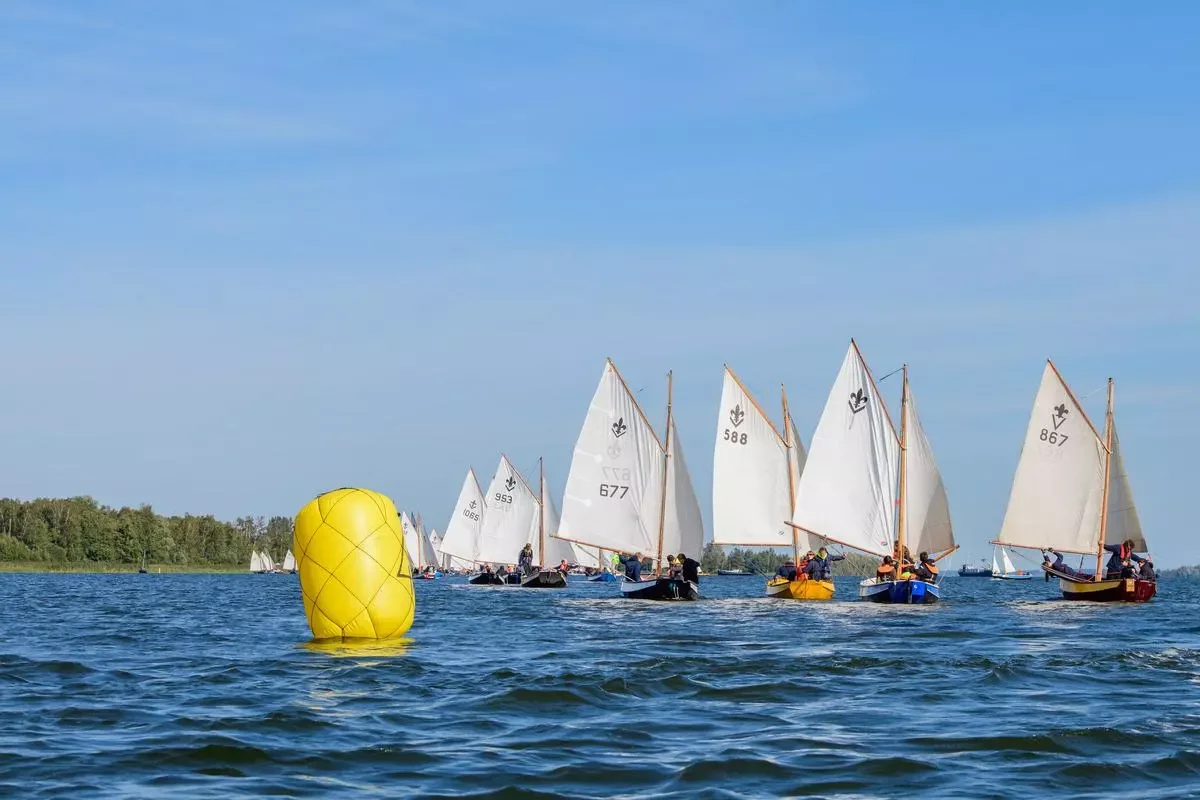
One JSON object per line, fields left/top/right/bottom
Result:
{"left": 910, "top": 552, "right": 939, "bottom": 583}
{"left": 1103, "top": 539, "right": 1144, "bottom": 579}
{"left": 775, "top": 559, "right": 799, "bottom": 581}
{"left": 797, "top": 550, "right": 815, "bottom": 577}
{"left": 1042, "top": 549, "right": 1089, "bottom": 580}
{"left": 677, "top": 553, "right": 700, "bottom": 585}
{"left": 1139, "top": 560, "right": 1156, "bottom": 581}
{"left": 555, "top": 559, "right": 571, "bottom": 574}
{"left": 617, "top": 552, "right": 643, "bottom": 582}
{"left": 805, "top": 547, "right": 844, "bottom": 581}
{"left": 518, "top": 543, "right": 535, "bottom": 576}
{"left": 665, "top": 555, "right": 681, "bottom": 579}
{"left": 876, "top": 556, "right": 896, "bottom": 582}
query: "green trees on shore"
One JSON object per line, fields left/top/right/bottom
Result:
{"left": 0, "top": 497, "right": 293, "bottom": 566}
{"left": 699, "top": 543, "right": 877, "bottom": 576}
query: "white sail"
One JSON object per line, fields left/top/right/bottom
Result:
{"left": 419, "top": 523, "right": 440, "bottom": 567}
{"left": 712, "top": 368, "right": 794, "bottom": 546}
{"left": 571, "top": 544, "right": 602, "bottom": 569}
{"left": 400, "top": 512, "right": 422, "bottom": 569}
{"left": 282, "top": 550, "right": 296, "bottom": 571}
{"left": 538, "top": 471, "right": 577, "bottom": 567}
{"left": 902, "top": 382, "right": 955, "bottom": 557}
{"left": 790, "top": 342, "right": 900, "bottom": 558}
{"left": 249, "top": 551, "right": 263, "bottom": 572}
{"left": 558, "top": 360, "right": 665, "bottom": 555}
{"left": 662, "top": 413, "right": 706, "bottom": 561}
{"left": 996, "top": 362, "right": 1107, "bottom": 554}
{"left": 476, "top": 455, "right": 539, "bottom": 565}
{"left": 991, "top": 548, "right": 1001, "bottom": 575}
{"left": 1104, "top": 422, "right": 1147, "bottom": 551}
{"left": 785, "top": 410, "right": 813, "bottom": 553}
{"left": 439, "top": 469, "right": 486, "bottom": 564}
{"left": 1001, "top": 547, "right": 1017, "bottom": 575}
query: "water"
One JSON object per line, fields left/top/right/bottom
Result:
{"left": 1, "top": 573, "right": 1198, "bottom": 799}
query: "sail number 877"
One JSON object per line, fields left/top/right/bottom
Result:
{"left": 1040, "top": 429, "right": 1069, "bottom": 446}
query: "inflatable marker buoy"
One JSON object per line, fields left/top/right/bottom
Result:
{"left": 293, "top": 488, "right": 415, "bottom": 640}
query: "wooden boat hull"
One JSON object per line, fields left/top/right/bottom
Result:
{"left": 859, "top": 578, "right": 940, "bottom": 604}
{"left": 468, "top": 573, "right": 505, "bottom": 585}
{"left": 1059, "top": 576, "right": 1156, "bottom": 602}
{"left": 619, "top": 577, "right": 699, "bottom": 601}
{"left": 520, "top": 570, "right": 566, "bottom": 589}
{"left": 765, "top": 576, "right": 834, "bottom": 600}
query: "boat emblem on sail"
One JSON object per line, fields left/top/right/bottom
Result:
{"left": 611, "top": 417, "right": 628, "bottom": 438}
{"left": 1052, "top": 403, "right": 1069, "bottom": 430}
{"left": 729, "top": 404, "right": 746, "bottom": 428}
{"left": 607, "top": 441, "right": 622, "bottom": 459}
{"left": 504, "top": 474, "right": 517, "bottom": 491}
{"left": 848, "top": 388, "right": 868, "bottom": 414}
{"left": 468, "top": 500, "right": 477, "bottom": 510}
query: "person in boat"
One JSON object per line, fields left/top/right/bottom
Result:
{"left": 776, "top": 559, "right": 799, "bottom": 581}
{"left": 1042, "top": 549, "right": 1087, "bottom": 579}
{"left": 665, "top": 554, "right": 681, "bottom": 579}
{"left": 797, "top": 550, "right": 815, "bottom": 577}
{"left": 677, "top": 553, "right": 700, "bottom": 584}
{"left": 518, "top": 543, "right": 535, "bottom": 575}
{"left": 910, "top": 552, "right": 940, "bottom": 583}
{"left": 556, "top": 559, "right": 570, "bottom": 575}
{"left": 805, "top": 546, "right": 845, "bottom": 581}
{"left": 876, "top": 555, "right": 896, "bottom": 582}
{"left": 1103, "top": 539, "right": 1143, "bottom": 579}
{"left": 1139, "top": 559, "right": 1156, "bottom": 581}
{"left": 617, "top": 552, "right": 643, "bottom": 582}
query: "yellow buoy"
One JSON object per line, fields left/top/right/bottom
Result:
{"left": 293, "top": 487, "right": 415, "bottom": 640}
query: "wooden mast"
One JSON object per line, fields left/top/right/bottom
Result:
{"left": 781, "top": 383, "right": 799, "bottom": 566}
{"left": 538, "top": 457, "right": 546, "bottom": 569}
{"left": 655, "top": 370, "right": 673, "bottom": 577}
{"left": 1095, "top": 378, "right": 1115, "bottom": 579}
{"left": 897, "top": 365, "right": 909, "bottom": 571}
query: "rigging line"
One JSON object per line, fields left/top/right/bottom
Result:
{"left": 877, "top": 365, "right": 904, "bottom": 382}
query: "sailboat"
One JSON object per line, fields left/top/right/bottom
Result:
{"left": 440, "top": 468, "right": 489, "bottom": 579}
{"left": 282, "top": 549, "right": 297, "bottom": 574}
{"left": 788, "top": 341, "right": 957, "bottom": 604}
{"left": 991, "top": 545, "right": 1032, "bottom": 580}
{"left": 556, "top": 360, "right": 705, "bottom": 601}
{"left": 711, "top": 367, "right": 821, "bottom": 599}
{"left": 399, "top": 512, "right": 423, "bottom": 575}
{"left": 138, "top": 551, "right": 148, "bottom": 574}
{"left": 993, "top": 361, "right": 1155, "bottom": 602}
{"left": 521, "top": 460, "right": 571, "bottom": 588}
{"left": 475, "top": 455, "right": 565, "bottom": 587}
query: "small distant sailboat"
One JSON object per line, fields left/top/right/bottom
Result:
{"left": 138, "top": 551, "right": 148, "bottom": 574}
{"left": 556, "top": 361, "right": 705, "bottom": 601}
{"left": 788, "top": 341, "right": 958, "bottom": 604}
{"left": 440, "top": 468, "right": 491, "bottom": 580}
{"left": 400, "top": 512, "right": 423, "bottom": 576}
{"left": 711, "top": 366, "right": 821, "bottom": 600}
{"left": 282, "top": 549, "right": 297, "bottom": 574}
{"left": 991, "top": 545, "right": 1032, "bottom": 580}
{"left": 993, "top": 361, "right": 1155, "bottom": 602}
{"left": 249, "top": 550, "right": 266, "bottom": 574}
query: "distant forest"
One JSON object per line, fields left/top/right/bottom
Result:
{"left": 699, "top": 543, "right": 878, "bottom": 576}
{"left": 0, "top": 497, "right": 292, "bottom": 566}
{"left": 1160, "top": 565, "right": 1200, "bottom": 579}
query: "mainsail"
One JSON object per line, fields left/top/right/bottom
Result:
{"left": 712, "top": 368, "right": 795, "bottom": 547}
{"left": 439, "top": 469, "right": 485, "bottom": 565}
{"left": 558, "top": 360, "right": 665, "bottom": 555}
{"left": 1001, "top": 547, "right": 1017, "bottom": 575}
{"left": 476, "top": 455, "right": 539, "bottom": 565}
{"left": 790, "top": 342, "right": 900, "bottom": 558}
{"left": 282, "top": 550, "right": 296, "bottom": 572}
{"left": 401, "top": 512, "right": 422, "bottom": 569}
{"left": 901, "top": 382, "right": 955, "bottom": 557}
{"left": 418, "top": 519, "right": 440, "bottom": 567}
{"left": 1104, "top": 423, "right": 1146, "bottom": 551}
{"left": 249, "top": 551, "right": 263, "bottom": 572}
{"left": 996, "top": 362, "right": 1108, "bottom": 555}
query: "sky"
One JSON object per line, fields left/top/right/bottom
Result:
{"left": 1, "top": 1, "right": 1198, "bottom": 566}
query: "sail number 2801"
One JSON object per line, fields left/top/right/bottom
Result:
{"left": 1039, "top": 429, "right": 1069, "bottom": 447}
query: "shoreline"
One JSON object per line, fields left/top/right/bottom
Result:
{"left": 0, "top": 562, "right": 248, "bottom": 574}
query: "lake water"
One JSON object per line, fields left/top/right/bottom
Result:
{"left": 1, "top": 573, "right": 1197, "bottom": 798}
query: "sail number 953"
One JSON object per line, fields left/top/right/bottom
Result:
{"left": 723, "top": 428, "right": 748, "bottom": 445}
{"left": 1039, "top": 429, "right": 1069, "bottom": 447}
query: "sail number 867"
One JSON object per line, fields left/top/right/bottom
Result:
{"left": 723, "top": 428, "right": 748, "bottom": 445}
{"left": 1039, "top": 429, "right": 1069, "bottom": 447}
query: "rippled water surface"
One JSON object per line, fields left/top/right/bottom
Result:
{"left": 2, "top": 573, "right": 1199, "bottom": 798}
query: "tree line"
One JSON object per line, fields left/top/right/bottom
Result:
{"left": 698, "top": 543, "right": 878, "bottom": 576}
{"left": 0, "top": 496, "right": 293, "bottom": 566}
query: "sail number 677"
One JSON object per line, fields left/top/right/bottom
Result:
{"left": 1039, "top": 429, "right": 1069, "bottom": 446}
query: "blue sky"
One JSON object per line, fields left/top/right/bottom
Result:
{"left": 2, "top": 1, "right": 1197, "bottom": 566}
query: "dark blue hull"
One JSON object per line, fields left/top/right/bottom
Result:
{"left": 859, "top": 579, "right": 940, "bottom": 604}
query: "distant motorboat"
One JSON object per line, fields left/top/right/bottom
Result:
{"left": 716, "top": 568, "right": 758, "bottom": 576}
{"left": 959, "top": 561, "right": 992, "bottom": 577}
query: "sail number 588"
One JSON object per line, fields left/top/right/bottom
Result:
{"left": 1039, "top": 429, "right": 1069, "bottom": 446}
{"left": 723, "top": 429, "right": 748, "bottom": 445}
